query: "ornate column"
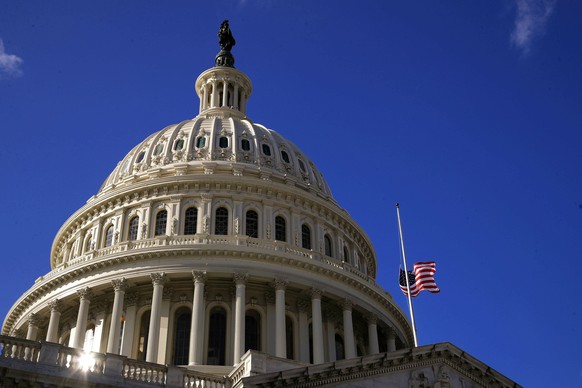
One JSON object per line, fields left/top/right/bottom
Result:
{"left": 72, "top": 287, "right": 93, "bottom": 349}
{"left": 189, "top": 271, "right": 207, "bottom": 365}
{"left": 146, "top": 272, "right": 168, "bottom": 363}
{"left": 265, "top": 291, "right": 276, "bottom": 355}
{"left": 201, "top": 84, "right": 208, "bottom": 111}
{"left": 233, "top": 83, "right": 239, "bottom": 109}
{"left": 107, "top": 278, "right": 128, "bottom": 354}
{"left": 46, "top": 299, "right": 63, "bottom": 343}
{"left": 211, "top": 80, "right": 217, "bottom": 108}
{"left": 222, "top": 80, "right": 228, "bottom": 107}
{"left": 25, "top": 314, "right": 39, "bottom": 340}
{"left": 297, "top": 299, "right": 310, "bottom": 363}
{"left": 120, "top": 293, "right": 138, "bottom": 357}
{"left": 366, "top": 313, "right": 379, "bottom": 355}
{"left": 273, "top": 279, "right": 288, "bottom": 358}
{"left": 311, "top": 288, "right": 324, "bottom": 364}
{"left": 342, "top": 299, "right": 356, "bottom": 359}
{"left": 233, "top": 273, "right": 248, "bottom": 364}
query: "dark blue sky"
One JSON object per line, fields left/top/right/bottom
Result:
{"left": 1, "top": 2, "right": 581, "bottom": 386}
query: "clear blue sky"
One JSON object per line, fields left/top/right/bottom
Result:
{"left": 1, "top": 2, "right": 581, "bottom": 386}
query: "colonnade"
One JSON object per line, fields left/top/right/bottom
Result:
{"left": 27, "top": 272, "right": 398, "bottom": 366}
{"left": 199, "top": 79, "right": 247, "bottom": 114}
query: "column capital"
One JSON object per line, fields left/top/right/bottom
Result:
{"left": 151, "top": 272, "right": 168, "bottom": 286}
{"left": 48, "top": 299, "right": 63, "bottom": 313}
{"left": 163, "top": 287, "right": 174, "bottom": 301}
{"left": 265, "top": 291, "right": 275, "bottom": 305}
{"left": 125, "top": 292, "right": 139, "bottom": 307}
{"left": 28, "top": 313, "right": 40, "bottom": 327}
{"left": 272, "top": 278, "right": 288, "bottom": 291}
{"left": 111, "top": 278, "right": 129, "bottom": 292}
{"left": 341, "top": 298, "right": 353, "bottom": 312}
{"left": 192, "top": 271, "right": 207, "bottom": 283}
{"left": 365, "top": 312, "right": 378, "bottom": 324}
{"left": 233, "top": 272, "right": 248, "bottom": 286}
{"left": 310, "top": 287, "right": 323, "bottom": 299}
{"left": 77, "top": 287, "right": 93, "bottom": 301}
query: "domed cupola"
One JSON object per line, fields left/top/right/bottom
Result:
{"left": 196, "top": 20, "right": 252, "bottom": 118}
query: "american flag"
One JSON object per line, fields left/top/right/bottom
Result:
{"left": 399, "top": 261, "right": 440, "bottom": 297}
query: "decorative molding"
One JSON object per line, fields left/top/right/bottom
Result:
{"left": 192, "top": 270, "right": 207, "bottom": 283}
{"left": 111, "top": 278, "right": 129, "bottom": 292}
{"left": 150, "top": 272, "right": 168, "bottom": 286}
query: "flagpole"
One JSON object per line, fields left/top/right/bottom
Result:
{"left": 396, "top": 203, "right": 418, "bottom": 347}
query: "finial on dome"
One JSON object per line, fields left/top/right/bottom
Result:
{"left": 216, "top": 20, "right": 236, "bottom": 67}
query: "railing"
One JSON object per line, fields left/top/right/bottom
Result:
{"left": 183, "top": 369, "right": 228, "bottom": 388}
{"left": 0, "top": 336, "right": 40, "bottom": 363}
{"left": 0, "top": 335, "right": 229, "bottom": 387}
{"left": 123, "top": 358, "right": 167, "bottom": 385}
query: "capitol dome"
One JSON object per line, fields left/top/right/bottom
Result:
{"left": 2, "top": 21, "right": 417, "bottom": 385}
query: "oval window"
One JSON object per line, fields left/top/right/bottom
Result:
{"left": 262, "top": 144, "right": 271, "bottom": 156}
{"left": 281, "top": 151, "right": 290, "bottom": 163}
{"left": 174, "top": 139, "right": 184, "bottom": 151}
{"left": 298, "top": 159, "right": 307, "bottom": 172}
{"left": 196, "top": 136, "right": 206, "bottom": 148}
{"left": 219, "top": 136, "right": 228, "bottom": 149}
{"left": 136, "top": 151, "right": 145, "bottom": 163}
{"left": 241, "top": 139, "right": 250, "bottom": 151}
{"left": 153, "top": 143, "right": 164, "bottom": 156}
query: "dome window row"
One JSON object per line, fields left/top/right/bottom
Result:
{"left": 59, "top": 203, "right": 365, "bottom": 274}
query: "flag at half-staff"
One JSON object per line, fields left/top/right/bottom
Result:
{"left": 399, "top": 261, "right": 440, "bottom": 297}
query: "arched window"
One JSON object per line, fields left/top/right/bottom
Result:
{"left": 301, "top": 224, "right": 312, "bottom": 250}
{"left": 343, "top": 246, "right": 350, "bottom": 263}
{"left": 184, "top": 207, "right": 198, "bottom": 235}
{"left": 128, "top": 217, "right": 139, "bottom": 241}
{"left": 137, "top": 311, "right": 150, "bottom": 361}
{"left": 324, "top": 234, "right": 333, "bottom": 257}
{"left": 105, "top": 225, "right": 114, "bottom": 247}
{"left": 245, "top": 210, "right": 259, "bottom": 238}
{"left": 215, "top": 207, "right": 228, "bottom": 235}
{"left": 207, "top": 307, "right": 227, "bottom": 365}
{"left": 173, "top": 308, "right": 191, "bottom": 365}
{"left": 286, "top": 315, "right": 294, "bottom": 360}
{"left": 245, "top": 310, "right": 261, "bottom": 352}
{"left": 335, "top": 333, "right": 345, "bottom": 360}
{"left": 155, "top": 210, "right": 167, "bottom": 236}
{"left": 275, "top": 216, "right": 286, "bottom": 241}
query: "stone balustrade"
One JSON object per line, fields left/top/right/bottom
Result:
{"left": 0, "top": 335, "right": 228, "bottom": 388}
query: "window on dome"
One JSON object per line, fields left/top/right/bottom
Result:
{"left": 298, "top": 159, "right": 307, "bottom": 172}
{"left": 215, "top": 207, "right": 228, "bottom": 235}
{"left": 301, "top": 224, "right": 312, "bottom": 250}
{"left": 241, "top": 139, "right": 250, "bottom": 151}
{"left": 207, "top": 307, "right": 227, "bottom": 365}
{"left": 245, "top": 310, "right": 261, "bottom": 352}
{"left": 275, "top": 216, "right": 286, "bottom": 241}
{"left": 85, "top": 234, "right": 93, "bottom": 253}
{"left": 219, "top": 136, "right": 228, "bottom": 148}
{"left": 153, "top": 143, "right": 164, "bottom": 156}
{"left": 128, "top": 217, "right": 139, "bottom": 241}
{"left": 105, "top": 225, "right": 114, "bottom": 247}
{"left": 196, "top": 136, "right": 206, "bottom": 148}
{"left": 262, "top": 144, "right": 271, "bottom": 156}
{"left": 245, "top": 210, "right": 259, "bottom": 238}
{"left": 343, "top": 246, "right": 350, "bottom": 263}
{"left": 324, "top": 234, "right": 333, "bottom": 257}
{"left": 174, "top": 139, "right": 184, "bottom": 151}
{"left": 136, "top": 151, "right": 145, "bottom": 163}
{"left": 281, "top": 150, "right": 290, "bottom": 164}
{"left": 173, "top": 308, "right": 191, "bottom": 366}
{"left": 184, "top": 207, "right": 198, "bottom": 235}
{"left": 155, "top": 210, "right": 167, "bottom": 236}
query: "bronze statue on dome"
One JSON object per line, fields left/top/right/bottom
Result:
{"left": 218, "top": 20, "right": 236, "bottom": 52}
